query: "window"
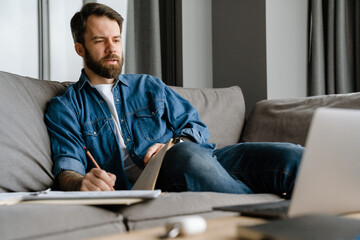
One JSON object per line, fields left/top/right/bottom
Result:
{"left": 48, "top": 0, "right": 83, "bottom": 81}
{"left": 0, "top": 0, "right": 39, "bottom": 78}
{"left": 0, "top": 0, "right": 128, "bottom": 82}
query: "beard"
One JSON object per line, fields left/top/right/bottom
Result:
{"left": 84, "top": 47, "right": 123, "bottom": 79}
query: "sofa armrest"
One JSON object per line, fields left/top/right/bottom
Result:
{"left": 241, "top": 92, "right": 360, "bottom": 146}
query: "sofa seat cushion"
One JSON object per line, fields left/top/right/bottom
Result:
{"left": 0, "top": 204, "right": 126, "bottom": 240}
{"left": 112, "top": 192, "right": 280, "bottom": 230}
{"left": 0, "top": 71, "right": 66, "bottom": 192}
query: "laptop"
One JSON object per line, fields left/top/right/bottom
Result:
{"left": 214, "top": 107, "right": 360, "bottom": 219}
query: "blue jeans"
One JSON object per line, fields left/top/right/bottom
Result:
{"left": 156, "top": 142, "right": 304, "bottom": 199}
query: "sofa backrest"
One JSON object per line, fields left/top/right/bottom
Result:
{"left": 0, "top": 71, "right": 245, "bottom": 192}
{"left": 241, "top": 92, "right": 360, "bottom": 146}
{"left": 170, "top": 86, "right": 245, "bottom": 149}
{"left": 0, "top": 71, "right": 65, "bottom": 192}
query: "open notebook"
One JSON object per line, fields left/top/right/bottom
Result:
{"left": 0, "top": 139, "right": 177, "bottom": 205}
{"left": 132, "top": 138, "right": 175, "bottom": 190}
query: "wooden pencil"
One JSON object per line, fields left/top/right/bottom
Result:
{"left": 84, "top": 147, "right": 115, "bottom": 191}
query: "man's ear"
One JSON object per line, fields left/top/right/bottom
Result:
{"left": 75, "top": 42, "right": 85, "bottom": 58}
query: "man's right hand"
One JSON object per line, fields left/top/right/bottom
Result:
{"left": 57, "top": 169, "right": 116, "bottom": 191}
{"left": 80, "top": 168, "right": 116, "bottom": 191}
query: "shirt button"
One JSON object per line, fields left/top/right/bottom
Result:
{"left": 93, "top": 131, "right": 97, "bottom": 134}
{"left": 127, "top": 138, "right": 130, "bottom": 142}
{"left": 100, "top": 100, "right": 103, "bottom": 103}
{"left": 116, "top": 99, "right": 120, "bottom": 102}
{"left": 151, "top": 112, "right": 155, "bottom": 115}
{"left": 121, "top": 119, "right": 124, "bottom": 122}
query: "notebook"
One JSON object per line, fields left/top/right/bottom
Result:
{"left": 214, "top": 108, "right": 360, "bottom": 218}
{"left": 132, "top": 138, "right": 175, "bottom": 190}
{"left": 0, "top": 189, "right": 162, "bottom": 205}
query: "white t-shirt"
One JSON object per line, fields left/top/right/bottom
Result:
{"left": 94, "top": 84, "right": 142, "bottom": 184}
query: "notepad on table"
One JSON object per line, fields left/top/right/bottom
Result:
{"left": 0, "top": 189, "right": 161, "bottom": 206}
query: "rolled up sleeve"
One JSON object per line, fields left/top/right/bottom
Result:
{"left": 45, "top": 96, "right": 87, "bottom": 179}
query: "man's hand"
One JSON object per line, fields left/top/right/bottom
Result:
{"left": 80, "top": 168, "right": 116, "bottom": 191}
{"left": 144, "top": 143, "right": 165, "bottom": 165}
{"left": 57, "top": 169, "right": 116, "bottom": 191}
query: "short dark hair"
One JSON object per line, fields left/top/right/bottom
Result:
{"left": 70, "top": 3, "right": 123, "bottom": 44}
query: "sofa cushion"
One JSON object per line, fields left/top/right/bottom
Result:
{"left": 0, "top": 71, "right": 65, "bottom": 192}
{"left": 112, "top": 192, "right": 280, "bottom": 230}
{"left": 170, "top": 86, "right": 245, "bottom": 149}
{"left": 0, "top": 204, "right": 126, "bottom": 240}
{"left": 241, "top": 92, "right": 360, "bottom": 146}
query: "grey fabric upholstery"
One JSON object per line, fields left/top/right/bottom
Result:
{"left": 241, "top": 92, "right": 360, "bottom": 146}
{"left": 0, "top": 204, "right": 126, "bottom": 240}
{"left": 0, "top": 71, "right": 65, "bottom": 192}
{"left": 170, "top": 86, "right": 245, "bottom": 149}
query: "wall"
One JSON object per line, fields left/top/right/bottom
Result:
{"left": 212, "top": 0, "right": 267, "bottom": 115}
{"left": 266, "top": 0, "right": 308, "bottom": 99}
{"left": 0, "top": 0, "right": 308, "bottom": 94}
{"left": 182, "top": 0, "right": 213, "bottom": 88}
{"left": 212, "top": 0, "right": 309, "bottom": 115}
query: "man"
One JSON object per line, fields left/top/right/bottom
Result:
{"left": 45, "top": 3, "right": 303, "bottom": 198}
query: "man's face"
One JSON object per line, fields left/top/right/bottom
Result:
{"left": 82, "top": 15, "right": 123, "bottom": 79}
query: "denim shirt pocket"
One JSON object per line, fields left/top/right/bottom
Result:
{"left": 82, "top": 117, "right": 116, "bottom": 169}
{"left": 134, "top": 100, "right": 166, "bottom": 141}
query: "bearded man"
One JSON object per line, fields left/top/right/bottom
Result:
{"left": 45, "top": 3, "right": 303, "bottom": 199}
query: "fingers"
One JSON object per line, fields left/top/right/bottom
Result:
{"left": 80, "top": 168, "right": 116, "bottom": 191}
{"left": 144, "top": 143, "right": 165, "bottom": 165}
{"left": 108, "top": 172, "right": 117, "bottom": 188}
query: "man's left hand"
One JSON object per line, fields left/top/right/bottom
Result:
{"left": 144, "top": 143, "right": 165, "bottom": 165}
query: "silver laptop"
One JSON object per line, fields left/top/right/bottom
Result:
{"left": 215, "top": 107, "right": 360, "bottom": 218}
{"left": 288, "top": 107, "right": 360, "bottom": 217}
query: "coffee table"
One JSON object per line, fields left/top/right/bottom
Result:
{"left": 91, "top": 213, "right": 360, "bottom": 240}
{"left": 91, "top": 215, "right": 266, "bottom": 240}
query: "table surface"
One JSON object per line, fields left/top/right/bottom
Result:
{"left": 91, "top": 213, "right": 360, "bottom": 240}
{"left": 91, "top": 215, "right": 266, "bottom": 240}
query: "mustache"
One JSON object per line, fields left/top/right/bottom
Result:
{"left": 102, "top": 54, "right": 121, "bottom": 62}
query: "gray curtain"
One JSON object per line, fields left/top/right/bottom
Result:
{"left": 125, "top": 0, "right": 162, "bottom": 78}
{"left": 308, "top": 0, "right": 360, "bottom": 96}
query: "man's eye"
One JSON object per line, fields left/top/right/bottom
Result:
{"left": 95, "top": 40, "right": 104, "bottom": 44}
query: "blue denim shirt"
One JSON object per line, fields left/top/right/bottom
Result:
{"left": 45, "top": 70, "right": 215, "bottom": 189}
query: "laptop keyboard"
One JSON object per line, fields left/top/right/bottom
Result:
{"left": 214, "top": 200, "right": 291, "bottom": 219}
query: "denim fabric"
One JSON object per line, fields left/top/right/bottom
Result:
{"left": 45, "top": 70, "right": 214, "bottom": 190}
{"left": 156, "top": 142, "right": 303, "bottom": 199}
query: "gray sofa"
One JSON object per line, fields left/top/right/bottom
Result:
{"left": 1, "top": 71, "right": 360, "bottom": 240}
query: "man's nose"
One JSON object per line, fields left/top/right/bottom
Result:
{"left": 106, "top": 41, "right": 117, "bottom": 53}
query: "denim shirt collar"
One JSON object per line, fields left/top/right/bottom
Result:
{"left": 75, "top": 69, "right": 129, "bottom": 90}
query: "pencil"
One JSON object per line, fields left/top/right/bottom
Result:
{"left": 84, "top": 147, "right": 115, "bottom": 191}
